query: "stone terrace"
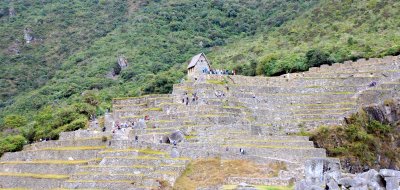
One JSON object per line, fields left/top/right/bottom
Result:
{"left": 1, "top": 55, "right": 399, "bottom": 189}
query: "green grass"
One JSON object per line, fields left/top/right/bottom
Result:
{"left": 138, "top": 148, "right": 167, "bottom": 155}
{"left": 144, "top": 107, "right": 163, "bottom": 111}
{"left": 206, "top": 79, "right": 226, "bottom": 85}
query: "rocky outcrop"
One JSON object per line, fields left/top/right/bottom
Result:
{"left": 9, "top": 6, "right": 16, "bottom": 17}
{"left": 117, "top": 56, "right": 128, "bottom": 69}
{"left": 24, "top": 28, "right": 34, "bottom": 44}
{"left": 296, "top": 158, "right": 400, "bottom": 190}
{"left": 362, "top": 98, "right": 400, "bottom": 126}
{"left": 106, "top": 56, "right": 129, "bottom": 79}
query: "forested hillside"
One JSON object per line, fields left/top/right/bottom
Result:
{"left": 0, "top": 0, "right": 399, "bottom": 154}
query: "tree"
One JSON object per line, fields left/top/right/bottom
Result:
{"left": 305, "top": 49, "right": 333, "bottom": 68}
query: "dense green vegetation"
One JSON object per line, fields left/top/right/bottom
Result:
{"left": 210, "top": 0, "right": 400, "bottom": 76}
{"left": 0, "top": 0, "right": 399, "bottom": 154}
{"left": 311, "top": 106, "right": 399, "bottom": 173}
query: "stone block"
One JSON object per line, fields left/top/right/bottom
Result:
{"left": 384, "top": 176, "right": 399, "bottom": 190}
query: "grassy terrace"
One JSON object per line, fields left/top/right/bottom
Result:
{"left": 302, "top": 76, "right": 380, "bottom": 80}
{"left": 39, "top": 146, "right": 106, "bottom": 151}
{"left": 292, "top": 108, "right": 353, "bottom": 112}
{"left": 245, "top": 91, "right": 355, "bottom": 96}
{"left": 81, "top": 165, "right": 153, "bottom": 169}
{"left": 99, "top": 148, "right": 167, "bottom": 156}
{"left": 294, "top": 112, "right": 346, "bottom": 116}
{"left": 289, "top": 102, "right": 357, "bottom": 107}
{"left": 65, "top": 180, "right": 133, "bottom": 183}
{"left": 0, "top": 172, "right": 69, "bottom": 179}
{"left": 114, "top": 107, "right": 162, "bottom": 112}
{"left": 112, "top": 94, "right": 171, "bottom": 101}
{"left": 113, "top": 103, "right": 148, "bottom": 108}
{"left": 229, "top": 144, "right": 317, "bottom": 150}
{"left": 103, "top": 155, "right": 189, "bottom": 161}
{"left": 74, "top": 172, "right": 143, "bottom": 177}
{"left": 0, "top": 160, "right": 90, "bottom": 165}
{"left": 297, "top": 118, "right": 339, "bottom": 122}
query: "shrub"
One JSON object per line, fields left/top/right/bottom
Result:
{"left": 305, "top": 49, "right": 333, "bottom": 68}
{"left": 0, "top": 135, "right": 26, "bottom": 156}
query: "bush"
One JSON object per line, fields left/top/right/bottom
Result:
{"left": 305, "top": 49, "right": 333, "bottom": 68}
{"left": 0, "top": 135, "right": 26, "bottom": 156}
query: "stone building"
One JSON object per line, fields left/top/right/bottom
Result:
{"left": 187, "top": 53, "right": 211, "bottom": 80}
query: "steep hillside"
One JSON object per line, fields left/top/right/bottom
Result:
{"left": 0, "top": 0, "right": 129, "bottom": 107}
{"left": 0, "top": 0, "right": 399, "bottom": 154}
{"left": 209, "top": 0, "right": 400, "bottom": 76}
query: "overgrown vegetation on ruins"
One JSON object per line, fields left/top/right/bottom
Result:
{"left": 0, "top": 0, "right": 400, "bottom": 154}
{"left": 310, "top": 107, "right": 400, "bottom": 173}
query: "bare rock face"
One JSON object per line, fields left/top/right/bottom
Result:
{"left": 9, "top": 6, "right": 16, "bottom": 17}
{"left": 297, "top": 159, "right": 400, "bottom": 190}
{"left": 304, "top": 158, "right": 341, "bottom": 186}
{"left": 24, "top": 28, "right": 34, "bottom": 44}
{"left": 363, "top": 98, "right": 400, "bottom": 125}
{"left": 117, "top": 56, "right": 128, "bottom": 69}
{"left": 169, "top": 130, "right": 184, "bottom": 143}
{"left": 106, "top": 56, "right": 129, "bottom": 79}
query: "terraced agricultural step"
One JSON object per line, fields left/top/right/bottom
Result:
{"left": 99, "top": 156, "right": 188, "bottom": 166}
{"left": 23, "top": 138, "right": 108, "bottom": 151}
{"left": 0, "top": 146, "right": 106, "bottom": 161}
{"left": 74, "top": 165, "right": 154, "bottom": 174}
{"left": 0, "top": 160, "right": 90, "bottom": 174}
{"left": 0, "top": 172, "right": 67, "bottom": 189}
{"left": 224, "top": 145, "right": 326, "bottom": 162}
{"left": 70, "top": 173, "right": 144, "bottom": 181}
{"left": 62, "top": 180, "right": 154, "bottom": 190}
{"left": 224, "top": 176, "right": 294, "bottom": 186}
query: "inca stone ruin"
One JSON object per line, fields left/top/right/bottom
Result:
{"left": 1, "top": 55, "right": 400, "bottom": 189}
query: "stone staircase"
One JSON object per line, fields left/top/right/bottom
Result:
{"left": 1, "top": 55, "right": 399, "bottom": 189}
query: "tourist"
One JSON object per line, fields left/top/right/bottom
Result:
{"left": 102, "top": 126, "right": 106, "bottom": 132}
{"left": 186, "top": 96, "right": 189, "bottom": 105}
{"left": 240, "top": 148, "right": 245, "bottom": 155}
{"left": 368, "top": 81, "right": 377, "bottom": 87}
{"left": 135, "top": 135, "right": 138, "bottom": 143}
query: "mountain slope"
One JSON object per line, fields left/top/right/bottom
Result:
{"left": 0, "top": 0, "right": 130, "bottom": 107}
{"left": 0, "top": 0, "right": 399, "bottom": 154}
{"left": 209, "top": 0, "right": 400, "bottom": 75}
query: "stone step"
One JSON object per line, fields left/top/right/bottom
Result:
{"left": 62, "top": 180, "right": 154, "bottom": 190}
{"left": 0, "top": 160, "right": 88, "bottom": 174}
{"left": 0, "top": 146, "right": 106, "bottom": 161}
{"left": 224, "top": 176, "right": 293, "bottom": 186}
{"left": 99, "top": 156, "right": 187, "bottom": 166}
{"left": 0, "top": 173, "right": 66, "bottom": 189}
{"left": 59, "top": 130, "right": 111, "bottom": 141}
{"left": 75, "top": 165, "right": 153, "bottom": 174}
{"left": 23, "top": 138, "right": 108, "bottom": 151}
{"left": 98, "top": 149, "right": 140, "bottom": 157}
{"left": 224, "top": 140, "right": 315, "bottom": 148}
{"left": 187, "top": 135, "right": 310, "bottom": 142}
{"left": 224, "top": 146, "right": 326, "bottom": 162}
{"left": 70, "top": 173, "right": 143, "bottom": 181}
